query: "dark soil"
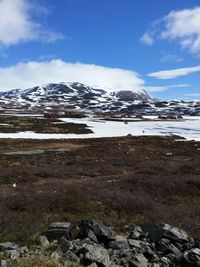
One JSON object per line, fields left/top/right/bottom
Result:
{"left": 0, "top": 136, "right": 200, "bottom": 244}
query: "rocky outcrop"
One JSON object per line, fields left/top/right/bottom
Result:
{"left": 1, "top": 220, "right": 200, "bottom": 267}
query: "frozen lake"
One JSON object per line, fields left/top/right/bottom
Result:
{"left": 0, "top": 116, "right": 199, "bottom": 141}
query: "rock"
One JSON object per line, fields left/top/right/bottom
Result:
{"left": 183, "top": 240, "right": 195, "bottom": 251}
{"left": 1, "top": 220, "right": 198, "bottom": 267}
{"left": 39, "top": 236, "right": 50, "bottom": 248}
{"left": 44, "top": 222, "right": 72, "bottom": 242}
{"left": 128, "top": 240, "right": 141, "bottom": 249}
{"left": 87, "top": 263, "right": 98, "bottom": 267}
{"left": 165, "top": 253, "right": 179, "bottom": 265}
{"left": 129, "top": 254, "right": 148, "bottom": 267}
{"left": 159, "top": 257, "right": 171, "bottom": 267}
{"left": 87, "top": 230, "right": 98, "bottom": 243}
{"left": 140, "top": 243, "right": 156, "bottom": 261}
{"left": 108, "top": 240, "right": 130, "bottom": 250}
{"left": 156, "top": 238, "right": 182, "bottom": 261}
{"left": 141, "top": 223, "right": 188, "bottom": 243}
{"left": 0, "top": 243, "right": 18, "bottom": 252}
{"left": 117, "top": 255, "right": 132, "bottom": 266}
{"left": 108, "top": 262, "right": 120, "bottom": 267}
{"left": 183, "top": 248, "right": 200, "bottom": 267}
{"left": 115, "top": 235, "right": 127, "bottom": 241}
{"left": 63, "top": 251, "right": 80, "bottom": 263}
{"left": 0, "top": 260, "right": 7, "bottom": 267}
{"left": 19, "top": 246, "right": 29, "bottom": 255}
{"left": 108, "top": 246, "right": 132, "bottom": 266}
{"left": 166, "top": 152, "right": 173, "bottom": 157}
{"left": 48, "top": 222, "right": 71, "bottom": 230}
{"left": 77, "top": 237, "right": 95, "bottom": 247}
{"left": 59, "top": 238, "right": 73, "bottom": 253}
{"left": 50, "top": 251, "right": 61, "bottom": 261}
{"left": 118, "top": 248, "right": 132, "bottom": 258}
{"left": 195, "top": 237, "right": 200, "bottom": 248}
{"left": 128, "top": 225, "right": 143, "bottom": 240}
{"left": 74, "top": 238, "right": 95, "bottom": 255}
{"left": 77, "top": 220, "right": 115, "bottom": 244}
{"left": 82, "top": 243, "right": 110, "bottom": 266}
{"left": 107, "top": 264, "right": 121, "bottom": 267}
{"left": 174, "top": 241, "right": 184, "bottom": 251}
{"left": 109, "top": 241, "right": 131, "bottom": 266}
{"left": 4, "top": 250, "right": 19, "bottom": 260}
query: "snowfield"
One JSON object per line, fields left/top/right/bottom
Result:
{"left": 0, "top": 116, "right": 199, "bottom": 141}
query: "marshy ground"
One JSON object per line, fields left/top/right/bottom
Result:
{"left": 0, "top": 135, "right": 200, "bottom": 244}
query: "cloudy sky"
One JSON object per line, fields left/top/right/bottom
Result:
{"left": 0, "top": 0, "right": 200, "bottom": 100}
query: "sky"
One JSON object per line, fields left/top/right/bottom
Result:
{"left": 0, "top": 0, "right": 200, "bottom": 100}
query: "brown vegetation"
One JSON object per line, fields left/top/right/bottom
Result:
{"left": 0, "top": 136, "right": 200, "bottom": 244}
{"left": 0, "top": 115, "right": 92, "bottom": 134}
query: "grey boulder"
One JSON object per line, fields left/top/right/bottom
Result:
{"left": 44, "top": 222, "right": 72, "bottom": 242}
{"left": 141, "top": 223, "right": 188, "bottom": 243}
{"left": 82, "top": 243, "right": 110, "bottom": 266}
{"left": 0, "top": 243, "right": 18, "bottom": 252}
{"left": 129, "top": 254, "right": 148, "bottom": 267}
{"left": 108, "top": 240, "right": 130, "bottom": 250}
{"left": 77, "top": 220, "right": 115, "bottom": 244}
{"left": 183, "top": 248, "right": 200, "bottom": 267}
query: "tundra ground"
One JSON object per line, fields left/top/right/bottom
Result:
{"left": 0, "top": 136, "right": 199, "bottom": 244}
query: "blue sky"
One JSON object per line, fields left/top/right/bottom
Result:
{"left": 0, "top": 0, "right": 200, "bottom": 100}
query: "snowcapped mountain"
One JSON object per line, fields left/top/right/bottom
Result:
{"left": 0, "top": 82, "right": 199, "bottom": 115}
{"left": 0, "top": 82, "right": 153, "bottom": 112}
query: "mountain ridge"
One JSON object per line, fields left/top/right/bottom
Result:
{"left": 0, "top": 82, "right": 200, "bottom": 115}
{"left": 0, "top": 82, "right": 153, "bottom": 112}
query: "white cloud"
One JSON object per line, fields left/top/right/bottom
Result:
{"left": 185, "top": 93, "right": 200, "bottom": 97}
{"left": 160, "top": 53, "right": 183, "bottom": 63}
{"left": 169, "top": 84, "right": 190, "bottom": 88}
{"left": 142, "top": 7, "right": 200, "bottom": 54}
{"left": 0, "top": 59, "right": 191, "bottom": 94}
{"left": 140, "top": 33, "right": 154, "bottom": 46}
{"left": 0, "top": 59, "right": 145, "bottom": 92}
{"left": 145, "top": 86, "right": 167, "bottom": 92}
{"left": 145, "top": 84, "right": 189, "bottom": 92}
{"left": 148, "top": 65, "right": 200, "bottom": 79}
{"left": 0, "top": 0, "right": 64, "bottom": 46}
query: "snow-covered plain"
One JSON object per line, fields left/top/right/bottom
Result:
{"left": 0, "top": 116, "right": 199, "bottom": 141}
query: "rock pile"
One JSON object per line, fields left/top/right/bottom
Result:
{"left": 1, "top": 220, "right": 200, "bottom": 267}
